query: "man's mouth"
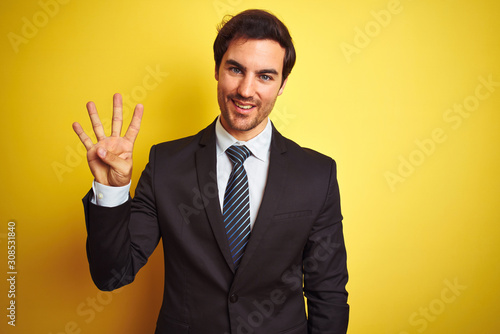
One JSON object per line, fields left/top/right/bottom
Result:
{"left": 232, "top": 99, "right": 256, "bottom": 111}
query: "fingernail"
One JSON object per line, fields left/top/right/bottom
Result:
{"left": 98, "top": 147, "right": 107, "bottom": 158}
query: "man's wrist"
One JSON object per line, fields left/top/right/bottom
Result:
{"left": 91, "top": 180, "right": 131, "bottom": 207}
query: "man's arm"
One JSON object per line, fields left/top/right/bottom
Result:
{"left": 303, "top": 159, "right": 349, "bottom": 334}
{"left": 83, "top": 146, "right": 160, "bottom": 291}
{"left": 73, "top": 93, "right": 154, "bottom": 291}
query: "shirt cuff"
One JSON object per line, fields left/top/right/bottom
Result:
{"left": 91, "top": 180, "right": 131, "bottom": 207}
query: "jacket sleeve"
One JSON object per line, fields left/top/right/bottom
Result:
{"left": 83, "top": 145, "right": 160, "bottom": 291}
{"left": 303, "top": 159, "right": 349, "bottom": 333}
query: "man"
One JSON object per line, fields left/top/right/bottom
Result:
{"left": 73, "top": 9, "right": 349, "bottom": 334}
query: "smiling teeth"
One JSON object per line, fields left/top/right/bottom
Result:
{"left": 235, "top": 102, "right": 253, "bottom": 109}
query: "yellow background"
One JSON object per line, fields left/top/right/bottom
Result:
{"left": 1, "top": 0, "right": 499, "bottom": 333}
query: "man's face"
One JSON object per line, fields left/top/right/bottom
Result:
{"left": 215, "top": 38, "right": 288, "bottom": 141}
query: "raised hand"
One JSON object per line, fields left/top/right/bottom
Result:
{"left": 72, "top": 93, "right": 143, "bottom": 187}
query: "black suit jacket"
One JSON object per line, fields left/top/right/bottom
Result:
{"left": 83, "top": 120, "right": 349, "bottom": 334}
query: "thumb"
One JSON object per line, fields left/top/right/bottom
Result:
{"left": 96, "top": 147, "right": 132, "bottom": 186}
{"left": 97, "top": 147, "right": 108, "bottom": 159}
{"left": 97, "top": 147, "right": 129, "bottom": 172}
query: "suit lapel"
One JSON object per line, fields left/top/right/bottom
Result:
{"left": 195, "top": 121, "right": 236, "bottom": 272}
{"left": 235, "top": 125, "right": 288, "bottom": 276}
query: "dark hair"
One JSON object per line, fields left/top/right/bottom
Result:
{"left": 213, "top": 9, "right": 296, "bottom": 85}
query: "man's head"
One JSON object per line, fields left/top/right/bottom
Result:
{"left": 214, "top": 9, "right": 296, "bottom": 87}
{"left": 213, "top": 9, "right": 296, "bottom": 141}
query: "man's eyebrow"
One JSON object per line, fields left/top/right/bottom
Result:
{"left": 226, "top": 59, "right": 279, "bottom": 76}
{"left": 226, "top": 59, "right": 246, "bottom": 70}
{"left": 257, "top": 68, "right": 279, "bottom": 75}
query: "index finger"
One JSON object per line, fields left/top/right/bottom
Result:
{"left": 124, "top": 103, "right": 144, "bottom": 144}
{"left": 72, "top": 122, "right": 94, "bottom": 151}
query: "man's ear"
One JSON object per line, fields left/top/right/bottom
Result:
{"left": 278, "top": 77, "right": 288, "bottom": 96}
{"left": 215, "top": 65, "right": 219, "bottom": 81}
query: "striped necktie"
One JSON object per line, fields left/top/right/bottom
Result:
{"left": 223, "top": 145, "right": 252, "bottom": 270}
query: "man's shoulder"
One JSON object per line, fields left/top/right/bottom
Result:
{"left": 277, "top": 130, "right": 335, "bottom": 165}
{"left": 151, "top": 121, "right": 215, "bottom": 156}
{"left": 154, "top": 133, "right": 199, "bottom": 152}
{"left": 276, "top": 132, "right": 339, "bottom": 186}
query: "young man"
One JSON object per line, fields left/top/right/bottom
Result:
{"left": 73, "top": 9, "right": 349, "bottom": 334}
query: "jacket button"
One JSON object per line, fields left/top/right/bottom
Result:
{"left": 229, "top": 294, "right": 238, "bottom": 303}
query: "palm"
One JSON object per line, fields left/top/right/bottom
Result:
{"left": 73, "top": 93, "right": 143, "bottom": 187}
{"left": 87, "top": 136, "right": 134, "bottom": 186}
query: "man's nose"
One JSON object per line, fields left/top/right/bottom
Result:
{"left": 237, "top": 76, "right": 255, "bottom": 98}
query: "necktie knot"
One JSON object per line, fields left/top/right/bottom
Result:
{"left": 226, "top": 145, "right": 251, "bottom": 166}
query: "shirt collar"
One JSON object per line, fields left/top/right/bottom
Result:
{"left": 215, "top": 116, "right": 272, "bottom": 162}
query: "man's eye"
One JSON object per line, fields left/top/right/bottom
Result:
{"left": 230, "top": 67, "right": 242, "bottom": 74}
{"left": 260, "top": 75, "right": 272, "bottom": 81}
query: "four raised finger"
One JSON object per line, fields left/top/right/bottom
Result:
{"left": 111, "top": 93, "right": 123, "bottom": 137}
{"left": 124, "top": 103, "right": 144, "bottom": 144}
{"left": 72, "top": 122, "right": 94, "bottom": 151}
{"left": 78, "top": 93, "right": 143, "bottom": 146}
{"left": 86, "top": 101, "right": 106, "bottom": 141}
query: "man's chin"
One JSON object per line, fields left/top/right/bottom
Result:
{"left": 228, "top": 121, "right": 254, "bottom": 133}
{"left": 225, "top": 117, "right": 256, "bottom": 132}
